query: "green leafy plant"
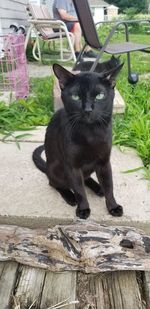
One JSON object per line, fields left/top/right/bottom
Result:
{"left": 113, "top": 73, "right": 150, "bottom": 176}
{"left": 0, "top": 76, "right": 54, "bottom": 135}
{"left": 96, "top": 29, "right": 150, "bottom": 178}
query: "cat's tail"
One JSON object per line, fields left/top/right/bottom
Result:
{"left": 32, "top": 145, "right": 46, "bottom": 174}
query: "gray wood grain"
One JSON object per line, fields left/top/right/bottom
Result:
{"left": 0, "top": 262, "right": 18, "bottom": 309}
{"left": 77, "top": 271, "right": 144, "bottom": 309}
{"left": 14, "top": 265, "right": 46, "bottom": 308}
{"left": 0, "top": 0, "right": 27, "bottom": 32}
{"left": 143, "top": 272, "right": 150, "bottom": 309}
{"left": 0, "top": 223, "right": 149, "bottom": 273}
{"left": 40, "top": 271, "right": 76, "bottom": 309}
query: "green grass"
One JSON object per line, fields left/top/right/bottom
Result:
{"left": 0, "top": 76, "right": 54, "bottom": 134}
{"left": 109, "top": 39, "right": 150, "bottom": 179}
{"left": 113, "top": 77, "right": 150, "bottom": 180}
{"left": 96, "top": 24, "right": 150, "bottom": 180}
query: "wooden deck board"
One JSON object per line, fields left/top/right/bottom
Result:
{"left": 0, "top": 262, "right": 18, "bottom": 309}
{"left": 40, "top": 271, "right": 77, "bottom": 309}
{"left": 144, "top": 272, "right": 150, "bottom": 309}
{"left": 14, "top": 265, "right": 46, "bottom": 308}
{"left": 0, "top": 261, "right": 149, "bottom": 308}
{"left": 77, "top": 271, "right": 145, "bottom": 309}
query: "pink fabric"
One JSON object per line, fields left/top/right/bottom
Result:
{"left": 0, "top": 34, "right": 29, "bottom": 99}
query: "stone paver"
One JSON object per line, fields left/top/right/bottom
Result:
{"left": 0, "top": 139, "right": 149, "bottom": 232}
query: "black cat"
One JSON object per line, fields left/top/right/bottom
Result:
{"left": 74, "top": 55, "right": 120, "bottom": 73}
{"left": 32, "top": 62, "right": 124, "bottom": 219}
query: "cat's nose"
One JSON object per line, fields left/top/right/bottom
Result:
{"left": 84, "top": 106, "right": 93, "bottom": 114}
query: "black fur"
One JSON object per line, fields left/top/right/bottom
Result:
{"left": 74, "top": 55, "right": 120, "bottom": 73}
{"left": 32, "top": 145, "right": 46, "bottom": 173}
{"left": 32, "top": 61, "right": 124, "bottom": 219}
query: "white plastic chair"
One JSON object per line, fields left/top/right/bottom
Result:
{"left": 25, "top": 3, "right": 76, "bottom": 62}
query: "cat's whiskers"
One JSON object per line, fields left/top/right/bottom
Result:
{"left": 70, "top": 113, "right": 81, "bottom": 137}
{"left": 64, "top": 112, "right": 81, "bottom": 138}
{"left": 96, "top": 114, "right": 110, "bottom": 127}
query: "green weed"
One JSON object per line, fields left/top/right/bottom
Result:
{"left": 0, "top": 76, "right": 54, "bottom": 135}
{"left": 113, "top": 75, "right": 150, "bottom": 175}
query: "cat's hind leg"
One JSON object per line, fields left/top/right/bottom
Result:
{"left": 46, "top": 162, "right": 77, "bottom": 206}
{"left": 85, "top": 177, "right": 104, "bottom": 196}
{"left": 55, "top": 188, "right": 77, "bottom": 206}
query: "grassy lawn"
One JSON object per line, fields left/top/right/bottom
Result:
{"left": 0, "top": 26, "right": 150, "bottom": 180}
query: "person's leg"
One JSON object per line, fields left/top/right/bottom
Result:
{"left": 72, "top": 22, "right": 82, "bottom": 54}
{"left": 66, "top": 21, "right": 97, "bottom": 58}
{"left": 72, "top": 23, "right": 97, "bottom": 58}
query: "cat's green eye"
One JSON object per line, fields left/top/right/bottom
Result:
{"left": 96, "top": 92, "right": 105, "bottom": 100}
{"left": 72, "top": 94, "right": 80, "bottom": 101}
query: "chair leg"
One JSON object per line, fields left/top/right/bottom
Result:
{"left": 59, "top": 30, "right": 63, "bottom": 61}
{"left": 127, "top": 52, "right": 139, "bottom": 84}
{"left": 127, "top": 52, "right": 131, "bottom": 78}
{"left": 64, "top": 31, "right": 76, "bottom": 62}
{"left": 73, "top": 43, "right": 86, "bottom": 70}
{"left": 32, "top": 36, "right": 42, "bottom": 62}
{"left": 90, "top": 45, "right": 107, "bottom": 72}
{"left": 24, "top": 25, "right": 32, "bottom": 50}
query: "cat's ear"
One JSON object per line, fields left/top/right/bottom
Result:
{"left": 53, "top": 64, "right": 75, "bottom": 90}
{"left": 103, "top": 62, "right": 124, "bottom": 88}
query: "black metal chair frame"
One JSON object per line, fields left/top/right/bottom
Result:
{"left": 72, "top": 0, "right": 150, "bottom": 82}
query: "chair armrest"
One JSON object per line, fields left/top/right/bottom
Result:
{"left": 28, "top": 19, "right": 75, "bottom": 41}
{"left": 96, "top": 19, "right": 150, "bottom": 47}
{"left": 30, "top": 19, "right": 66, "bottom": 26}
{"left": 29, "top": 19, "right": 71, "bottom": 31}
{"left": 95, "top": 19, "right": 150, "bottom": 27}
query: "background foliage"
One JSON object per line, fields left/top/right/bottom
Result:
{"left": 106, "top": 0, "right": 148, "bottom": 13}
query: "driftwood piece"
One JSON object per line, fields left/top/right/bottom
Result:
{"left": 77, "top": 271, "right": 144, "bottom": 309}
{"left": 0, "top": 222, "right": 150, "bottom": 273}
{"left": 0, "top": 262, "right": 18, "bottom": 309}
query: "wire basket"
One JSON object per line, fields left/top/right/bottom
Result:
{"left": 0, "top": 33, "right": 29, "bottom": 102}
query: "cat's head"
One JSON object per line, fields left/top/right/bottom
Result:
{"left": 53, "top": 63, "right": 123, "bottom": 125}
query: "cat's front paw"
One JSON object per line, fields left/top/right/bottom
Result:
{"left": 109, "top": 205, "right": 123, "bottom": 217}
{"left": 76, "top": 207, "right": 91, "bottom": 219}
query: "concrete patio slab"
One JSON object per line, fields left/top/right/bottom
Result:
{"left": 0, "top": 140, "right": 149, "bottom": 232}
{"left": 0, "top": 126, "right": 46, "bottom": 143}
{"left": 27, "top": 63, "right": 53, "bottom": 78}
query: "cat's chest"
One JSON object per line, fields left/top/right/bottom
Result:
{"left": 72, "top": 127, "right": 107, "bottom": 148}
{"left": 70, "top": 129, "right": 110, "bottom": 167}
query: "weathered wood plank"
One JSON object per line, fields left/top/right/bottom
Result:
{"left": 40, "top": 272, "right": 77, "bottom": 309}
{"left": 0, "top": 262, "right": 18, "bottom": 309}
{"left": 14, "top": 265, "right": 46, "bottom": 308}
{"left": 143, "top": 272, "right": 150, "bottom": 309}
{"left": 77, "top": 271, "right": 144, "bottom": 309}
{"left": 0, "top": 8, "right": 27, "bottom": 20}
{"left": 0, "top": 223, "right": 150, "bottom": 273}
{"left": 0, "top": 0, "right": 26, "bottom": 11}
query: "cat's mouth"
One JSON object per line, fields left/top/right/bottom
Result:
{"left": 83, "top": 112, "right": 94, "bottom": 124}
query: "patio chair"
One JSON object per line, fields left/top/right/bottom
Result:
{"left": 25, "top": 3, "right": 76, "bottom": 62}
{"left": 72, "top": 0, "right": 150, "bottom": 84}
